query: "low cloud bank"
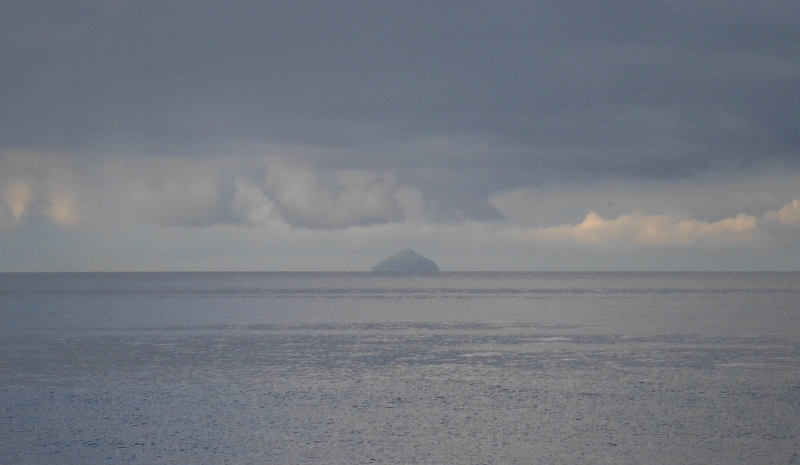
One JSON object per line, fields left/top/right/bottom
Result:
{"left": 255, "top": 160, "right": 405, "bottom": 229}
{"left": 523, "top": 199, "right": 800, "bottom": 248}
{"left": 226, "top": 159, "right": 410, "bottom": 229}
{"left": 765, "top": 199, "right": 800, "bottom": 226}
{"left": 538, "top": 211, "right": 759, "bottom": 246}
{"left": 2, "top": 151, "right": 799, "bottom": 254}
{"left": 1, "top": 152, "right": 412, "bottom": 231}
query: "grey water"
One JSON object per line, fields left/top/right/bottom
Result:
{"left": 1, "top": 272, "right": 799, "bottom": 464}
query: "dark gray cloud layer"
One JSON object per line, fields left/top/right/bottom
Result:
{"left": 2, "top": 1, "right": 799, "bottom": 222}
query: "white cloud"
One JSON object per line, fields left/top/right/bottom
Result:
{"left": 489, "top": 174, "right": 800, "bottom": 228}
{"left": 764, "top": 199, "right": 800, "bottom": 225}
{"left": 262, "top": 159, "right": 405, "bottom": 229}
{"left": 5, "top": 153, "right": 415, "bottom": 231}
{"left": 496, "top": 209, "right": 763, "bottom": 249}
{"left": 535, "top": 211, "right": 758, "bottom": 246}
{"left": 232, "top": 178, "right": 281, "bottom": 226}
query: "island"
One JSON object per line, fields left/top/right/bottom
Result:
{"left": 372, "top": 249, "right": 440, "bottom": 272}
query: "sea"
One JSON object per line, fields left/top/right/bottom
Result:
{"left": 1, "top": 271, "right": 798, "bottom": 464}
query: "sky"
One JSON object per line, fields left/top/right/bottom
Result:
{"left": 1, "top": 1, "right": 799, "bottom": 271}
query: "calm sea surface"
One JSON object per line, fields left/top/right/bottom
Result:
{"left": 1, "top": 272, "right": 799, "bottom": 464}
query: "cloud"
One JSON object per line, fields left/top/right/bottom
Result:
{"left": 0, "top": 182, "right": 81, "bottom": 229}
{"left": 498, "top": 199, "right": 800, "bottom": 250}
{"left": 45, "top": 188, "right": 80, "bottom": 226}
{"left": 261, "top": 160, "right": 405, "bottom": 229}
{"left": 0, "top": 153, "right": 412, "bottom": 231}
{"left": 4, "top": 181, "right": 32, "bottom": 221}
{"left": 116, "top": 156, "right": 411, "bottom": 230}
{"left": 126, "top": 159, "right": 228, "bottom": 227}
{"left": 1, "top": 145, "right": 798, "bottom": 271}
{"left": 392, "top": 185, "right": 434, "bottom": 225}
{"left": 3, "top": 2, "right": 798, "bottom": 179}
{"left": 2, "top": 0, "right": 799, "bottom": 271}
{"left": 764, "top": 199, "right": 800, "bottom": 225}
{"left": 231, "top": 178, "right": 281, "bottom": 227}
{"left": 0, "top": 152, "right": 83, "bottom": 229}
{"left": 535, "top": 211, "right": 758, "bottom": 247}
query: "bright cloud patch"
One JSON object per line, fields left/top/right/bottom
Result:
{"left": 232, "top": 178, "right": 281, "bottom": 226}
{"left": 0, "top": 152, "right": 85, "bottom": 229}
{"left": 4, "top": 182, "right": 33, "bottom": 221}
{"left": 1, "top": 182, "right": 80, "bottom": 228}
{"left": 261, "top": 160, "right": 405, "bottom": 229}
{"left": 765, "top": 199, "right": 800, "bottom": 225}
{"left": 538, "top": 211, "right": 759, "bottom": 246}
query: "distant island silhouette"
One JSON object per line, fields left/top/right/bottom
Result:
{"left": 372, "top": 249, "right": 440, "bottom": 272}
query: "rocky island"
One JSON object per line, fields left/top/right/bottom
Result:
{"left": 372, "top": 249, "right": 440, "bottom": 272}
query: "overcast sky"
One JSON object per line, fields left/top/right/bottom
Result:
{"left": 2, "top": 1, "right": 799, "bottom": 271}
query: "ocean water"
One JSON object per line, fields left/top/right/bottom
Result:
{"left": 1, "top": 272, "right": 799, "bottom": 464}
